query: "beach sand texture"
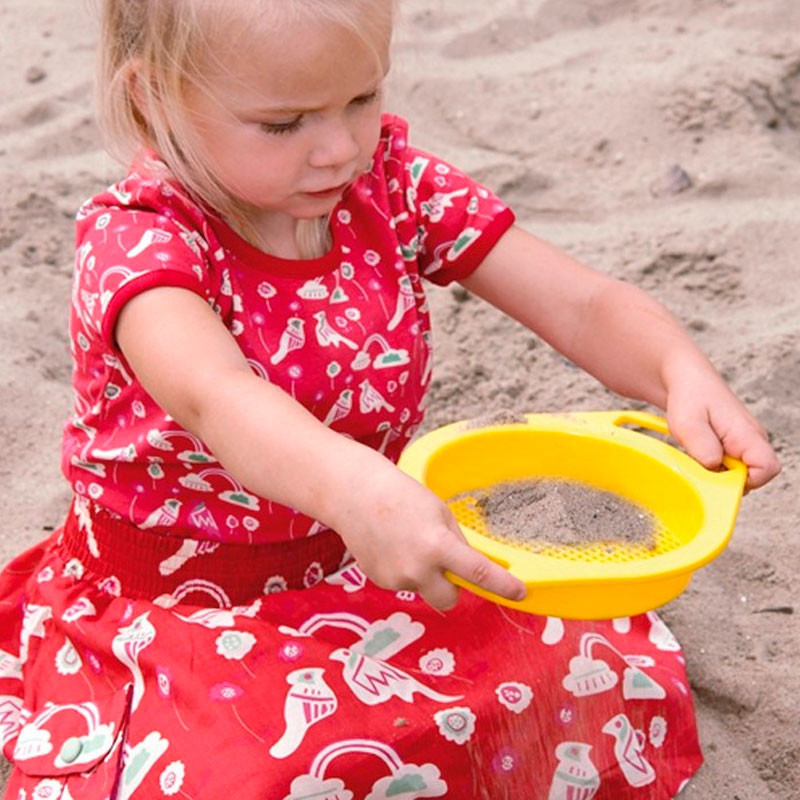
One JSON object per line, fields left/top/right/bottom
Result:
{"left": 1, "top": 0, "right": 798, "bottom": 796}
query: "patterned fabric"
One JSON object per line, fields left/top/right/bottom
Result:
{"left": 63, "top": 114, "right": 514, "bottom": 542}
{"left": 0, "top": 114, "right": 703, "bottom": 798}
{"left": 0, "top": 503, "right": 701, "bottom": 799}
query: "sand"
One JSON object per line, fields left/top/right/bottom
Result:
{"left": 1, "top": 0, "right": 798, "bottom": 796}
{"left": 454, "top": 478, "right": 657, "bottom": 550}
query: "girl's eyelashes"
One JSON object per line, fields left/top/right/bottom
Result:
{"left": 352, "top": 89, "right": 380, "bottom": 106}
{"left": 259, "top": 90, "right": 381, "bottom": 136}
{"left": 260, "top": 117, "right": 304, "bottom": 136}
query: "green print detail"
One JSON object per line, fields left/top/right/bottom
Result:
{"left": 219, "top": 491, "right": 260, "bottom": 509}
{"left": 451, "top": 229, "right": 480, "bottom": 256}
{"left": 59, "top": 737, "right": 83, "bottom": 764}
{"left": 400, "top": 227, "right": 426, "bottom": 261}
{"left": 123, "top": 747, "right": 152, "bottom": 786}
{"left": 363, "top": 628, "right": 401, "bottom": 657}
{"left": 409, "top": 157, "right": 428, "bottom": 183}
{"left": 180, "top": 451, "right": 214, "bottom": 464}
{"left": 387, "top": 774, "right": 427, "bottom": 795}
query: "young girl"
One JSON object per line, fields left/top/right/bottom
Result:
{"left": 0, "top": 0, "right": 779, "bottom": 798}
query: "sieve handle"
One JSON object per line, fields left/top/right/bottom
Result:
{"left": 604, "top": 409, "right": 748, "bottom": 485}
{"left": 608, "top": 410, "right": 671, "bottom": 436}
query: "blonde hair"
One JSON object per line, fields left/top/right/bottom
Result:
{"left": 96, "top": 0, "right": 394, "bottom": 258}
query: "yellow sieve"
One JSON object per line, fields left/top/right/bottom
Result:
{"left": 397, "top": 410, "right": 746, "bottom": 619}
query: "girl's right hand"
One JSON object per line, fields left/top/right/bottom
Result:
{"left": 328, "top": 459, "right": 528, "bottom": 611}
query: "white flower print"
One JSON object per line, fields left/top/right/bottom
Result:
{"left": 97, "top": 575, "right": 122, "bottom": 596}
{"left": 395, "top": 590, "right": 416, "bottom": 602}
{"left": 36, "top": 567, "right": 54, "bottom": 584}
{"left": 303, "top": 561, "right": 323, "bottom": 588}
{"left": 242, "top": 516, "right": 260, "bottom": 533}
{"left": 496, "top": 681, "right": 533, "bottom": 714}
{"left": 363, "top": 250, "right": 381, "bottom": 267}
{"left": 264, "top": 575, "right": 288, "bottom": 594}
{"left": 62, "top": 597, "right": 96, "bottom": 623}
{"left": 419, "top": 648, "right": 455, "bottom": 676}
{"left": 32, "top": 779, "right": 62, "bottom": 799}
{"left": 63, "top": 558, "right": 84, "bottom": 579}
{"left": 434, "top": 706, "right": 476, "bottom": 745}
{"left": 649, "top": 715, "right": 668, "bottom": 748}
{"left": 215, "top": 630, "right": 256, "bottom": 660}
{"left": 159, "top": 760, "right": 186, "bottom": 796}
{"left": 55, "top": 640, "right": 82, "bottom": 675}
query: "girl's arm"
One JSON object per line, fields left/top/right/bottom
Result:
{"left": 116, "top": 286, "right": 526, "bottom": 609}
{"left": 460, "top": 225, "right": 780, "bottom": 490}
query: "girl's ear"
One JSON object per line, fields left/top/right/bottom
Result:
{"left": 123, "top": 58, "right": 149, "bottom": 124}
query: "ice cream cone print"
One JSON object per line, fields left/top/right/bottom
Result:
{"left": 547, "top": 742, "right": 600, "bottom": 800}
{"left": 126, "top": 228, "right": 173, "bottom": 258}
{"left": 646, "top": 611, "right": 681, "bottom": 651}
{"left": 323, "top": 389, "right": 353, "bottom": 427}
{"left": 271, "top": 318, "right": 305, "bottom": 365}
{"left": 387, "top": 276, "right": 416, "bottom": 331}
{"left": 270, "top": 668, "right": 338, "bottom": 759}
{"left": 140, "top": 499, "right": 182, "bottom": 529}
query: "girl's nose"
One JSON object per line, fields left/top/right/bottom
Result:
{"left": 308, "top": 118, "right": 360, "bottom": 169}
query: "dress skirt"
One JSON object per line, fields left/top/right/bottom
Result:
{"left": 0, "top": 499, "right": 702, "bottom": 799}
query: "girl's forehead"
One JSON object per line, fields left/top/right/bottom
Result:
{"left": 198, "top": 15, "right": 390, "bottom": 110}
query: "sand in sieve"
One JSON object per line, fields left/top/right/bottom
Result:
{"left": 462, "top": 410, "right": 529, "bottom": 429}
{"left": 452, "top": 479, "right": 657, "bottom": 551}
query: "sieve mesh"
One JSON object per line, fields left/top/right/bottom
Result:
{"left": 448, "top": 494, "right": 685, "bottom": 564}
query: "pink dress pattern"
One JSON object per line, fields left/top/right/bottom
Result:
{"left": 0, "top": 115, "right": 702, "bottom": 799}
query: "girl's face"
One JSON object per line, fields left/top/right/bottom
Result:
{"left": 183, "top": 13, "right": 391, "bottom": 242}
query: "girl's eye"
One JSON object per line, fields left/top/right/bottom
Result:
{"left": 351, "top": 90, "right": 380, "bottom": 107}
{"left": 260, "top": 117, "right": 303, "bottom": 136}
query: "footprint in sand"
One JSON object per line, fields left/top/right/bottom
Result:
{"left": 441, "top": 0, "right": 636, "bottom": 59}
{"left": 637, "top": 250, "right": 743, "bottom": 305}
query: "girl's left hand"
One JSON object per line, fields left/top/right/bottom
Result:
{"left": 665, "top": 369, "right": 780, "bottom": 491}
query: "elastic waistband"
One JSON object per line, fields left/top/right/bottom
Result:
{"left": 58, "top": 499, "right": 349, "bottom": 607}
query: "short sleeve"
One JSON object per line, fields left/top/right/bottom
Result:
{"left": 381, "top": 115, "right": 516, "bottom": 286}
{"left": 74, "top": 190, "right": 214, "bottom": 352}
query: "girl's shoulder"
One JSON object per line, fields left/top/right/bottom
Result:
{"left": 75, "top": 152, "right": 210, "bottom": 247}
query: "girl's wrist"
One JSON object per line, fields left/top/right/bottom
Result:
{"left": 314, "top": 438, "right": 399, "bottom": 530}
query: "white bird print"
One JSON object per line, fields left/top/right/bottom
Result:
{"left": 139, "top": 498, "right": 182, "bottom": 529}
{"left": 269, "top": 668, "right": 338, "bottom": 759}
{"left": 126, "top": 228, "right": 173, "bottom": 258}
{"left": 313, "top": 311, "right": 358, "bottom": 350}
{"left": 329, "top": 647, "right": 461, "bottom": 706}
{"left": 271, "top": 318, "right": 305, "bottom": 365}
{"left": 323, "top": 389, "right": 353, "bottom": 427}
{"left": 358, "top": 379, "right": 395, "bottom": 414}
{"left": 602, "top": 713, "right": 656, "bottom": 788}
{"left": 387, "top": 276, "right": 416, "bottom": 331}
{"left": 111, "top": 613, "right": 156, "bottom": 712}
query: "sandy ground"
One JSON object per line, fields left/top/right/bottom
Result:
{"left": 1, "top": 0, "right": 798, "bottom": 796}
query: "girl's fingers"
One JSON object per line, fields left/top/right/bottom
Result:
{"left": 444, "top": 541, "right": 527, "bottom": 603}
{"left": 669, "top": 411, "right": 725, "bottom": 470}
{"left": 722, "top": 424, "right": 781, "bottom": 490}
{"left": 418, "top": 577, "right": 461, "bottom": 612}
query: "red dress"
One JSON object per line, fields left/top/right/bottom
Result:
{"left": 0, "top": 115, "right": 701, "bottom": 799}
